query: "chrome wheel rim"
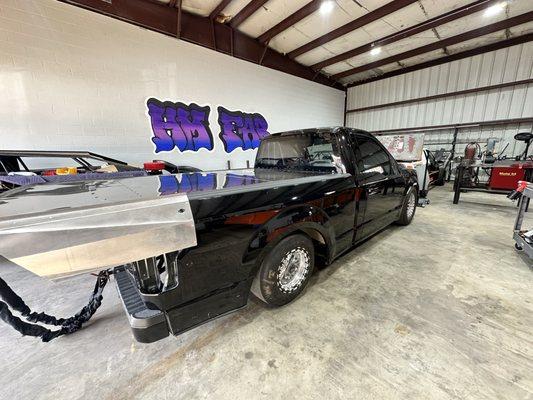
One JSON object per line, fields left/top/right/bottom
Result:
{"left": 277, "top": 247, "right": 310, "bottom": 293}
{"left": 406, "top": 192, "right": 416, "bottom": 219}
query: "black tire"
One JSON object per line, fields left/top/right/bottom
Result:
{"left": 515, "top": 243, "right": 523, "bottom": 251}
{"left": 434, "top": 169, "right": 446, "bottom": 186}
{"left": 396, "top": 189, "right": 417, "bottom": 226}
{"left": 251, "top": 234, "right": 315, "bottom": 306}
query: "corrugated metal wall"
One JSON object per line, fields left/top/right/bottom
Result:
{"left": 346, "top": 42, "right": 533, "bottom": 158}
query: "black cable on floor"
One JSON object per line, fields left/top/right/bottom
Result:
{"left": 0, "top": 270, "right": 112, "bottom": 342}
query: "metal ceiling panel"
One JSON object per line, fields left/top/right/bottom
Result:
{"left": 445, "top": 20, "right": 533, "bottom": 53}
{"left": 288, "top": 0, "right": 418, "bottom": 58}
{"left": 510, "top": 21, "right": 533, "bottom": 40}
{"left": 394, "top": 48, "right": 448, "bottom": 67}
{"left": 294, "top": 18, "right": 399, "bottom": 65}
{"left": 338, "top": 62, "right": 400, "bottom": 85}
{"left": 218, "top": 0, "right": 250, "bottom": 21}
{"left": 323, "top": 60, "right": 357, "bottom": 75}
{"left": 445, "top": 32, "right": 508, "bottom": 55}
{"left": 332, "top": 9, "right": 533, "bottom": 83}
{"left": 506, "top": 0, "right": 533, "bottom": 18}
{"left": 335, "top": 33, "right": 438, "bottom": 71}
{"left": 296, "top": 46, "right": 342, "bottom": 67}
{"left": 342, "top": 28, "right": 533, "bottom": 86}
{"left": 268, "top": 0, "right": 390, "bottom": 56}
{"left": 378, "top": 0, "right": 436, "bottom": 29}
{"left": 417, "top": 0, "right": 480, "bottom": 19}
{"left": 448, "top": 22, "right": 533, "bottom": 54}
{"left": 293, "top": 0, "right": 495, "bottom": 68}
{"left": 182, "top": 0, "right": 221, "bottom": 16}
{"left": 238, "top": 0, "right": 309, "bottom": 39}
{"left": 307, "top": 1, "right": 513, "bottom": 71}
{"left": 435, "top": 0, "right": 533, "bottom": 38}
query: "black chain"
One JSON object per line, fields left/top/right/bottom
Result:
{"left": 0, "top": 270, "right": 112, "bottom": 342}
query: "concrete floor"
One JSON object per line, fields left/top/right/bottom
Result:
{"left": 0, "top": 186, "right": 531, "bottom": 400}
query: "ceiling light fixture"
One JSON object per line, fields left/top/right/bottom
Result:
{"left": 484, "top": 2, "right": 507, "bottom": 17}
{"left": 370, "top": 47, "right": 382, "bottom": 56}
{"left": 319, "top": 0, "right": 335, "bottom": 15}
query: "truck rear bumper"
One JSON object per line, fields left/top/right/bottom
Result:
{"left": 114, "top": 266, "right": 250, "bottom": 343}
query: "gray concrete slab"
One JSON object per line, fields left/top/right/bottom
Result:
{"left": 0, "top": 186, "right": 531, "bottom": 400}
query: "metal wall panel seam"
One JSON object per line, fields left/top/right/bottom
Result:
{"left": 459, "top": 57, "right": 473, "bottom": 122}
{"left": 449, "top": 62, "right": 461, "bottom": 125}
{"left": 503, "top": 46, "right": 522, "bottom": 119}
{"left": 481, "top": 52, "right": 497, "bottom": 122}
{"left": 494, "top": 52, "right": 507, "bottom": 119}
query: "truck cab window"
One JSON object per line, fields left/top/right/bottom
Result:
{"left": 355, "top": 135, "right": 393, "bottom": 182}
{"left": 255, "top": 133, "right": 345, "bottom": 173}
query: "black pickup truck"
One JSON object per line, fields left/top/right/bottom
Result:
{"left": 0, "top": 127, "right": 418, "bottom": 343}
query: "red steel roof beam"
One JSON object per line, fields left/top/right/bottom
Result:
{"left": 230, "top": 0, "right": 270, "bottom": 28}
{"left": 312, "top": 0, "right": 499, "bottom": 70}
{"left": 287, "top": 0, "right": 419, "bottom": 59}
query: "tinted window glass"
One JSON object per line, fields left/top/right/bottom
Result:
{"left": 355, "top": 135, "right": 392, "bottom": 182}
{"left": 255, "top": 133, "right": 346, "bottom": 173}
{"left": 0, "top": 156, "right": 20, "bottom": 174}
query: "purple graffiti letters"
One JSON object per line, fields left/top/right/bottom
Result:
{"left": 147, "top": 98, "right": 214, "bottom": 152}
{"left": 217, "top": 107, "right": 270, "bottom": 152}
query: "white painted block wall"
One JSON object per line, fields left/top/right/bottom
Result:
{"left": 346, "top": 42, "right": 533, "bottom": 158}
{"left": 0, "top": 0, "right": 345, "bottom": 170}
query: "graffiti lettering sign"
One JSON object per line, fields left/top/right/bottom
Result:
{"left": 147, "top": 98, "right": 214, "bottom": 152}
{"left": 147, "top": 98, "right": 270, "bottom": 153}
{"left": 217, "top": 107, "right": 269, "bottom": 152}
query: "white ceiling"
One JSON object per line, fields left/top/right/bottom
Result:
{"left": 172, "top": 0, "right": 533, "bottom": 86}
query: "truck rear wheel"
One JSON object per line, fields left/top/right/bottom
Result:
{"left": 251, "top": 234, "right": 314, "bottom": 306}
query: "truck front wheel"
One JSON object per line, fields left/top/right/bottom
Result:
{"left": 251, "top": 234, "right": 315, "bottom": 306}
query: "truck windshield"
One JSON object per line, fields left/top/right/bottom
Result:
{"left": 255, "top": 133, "right": 344, "bottom": 173}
